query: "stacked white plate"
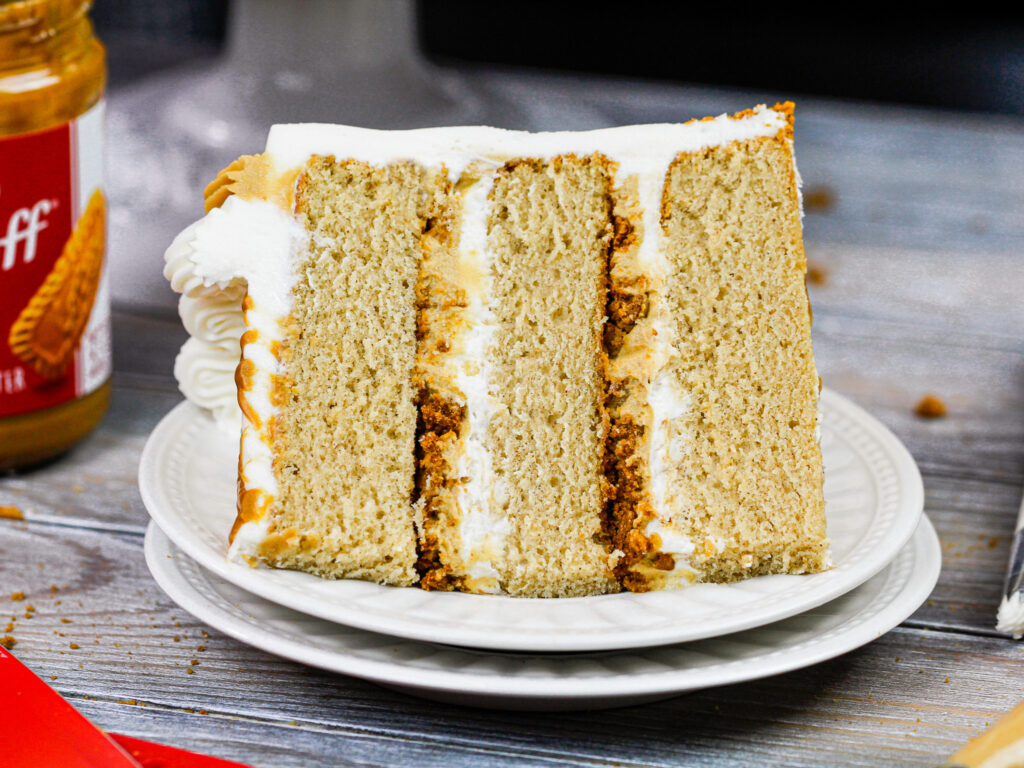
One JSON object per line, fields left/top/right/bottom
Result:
{"left": 139, "top": 387, "right": 939, "bottom": 710}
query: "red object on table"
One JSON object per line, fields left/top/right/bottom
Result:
{"left": 0, "top": 646, "right": 252, "bottom": 767}
{"left": 109, "top": 733, "right": 254, "bottom": 767}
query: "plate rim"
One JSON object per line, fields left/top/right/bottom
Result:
{"left": 143, "top": 516, "right": 941, "bottom": 701}
{"left": 138, "top": 386, "right": 924, "bottom": 652}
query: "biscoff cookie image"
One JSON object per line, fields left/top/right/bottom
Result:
{"left": 9, "top": 188, "right": 105, "bottom": 380}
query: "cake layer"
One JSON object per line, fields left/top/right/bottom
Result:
{"left": 258, "top": 158, "right": 447, "bottom": 584}
{"left": 488, "top": 156, "right": 617, "bottom": 597}
{"left": 165, "top": 103, "right": 829, "bottom": 597}
{"left": 658, "top": 134, "right": 828, "bottom": 579}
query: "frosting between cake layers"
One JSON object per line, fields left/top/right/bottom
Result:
{"left": 448, "top": 171, "right": 510, "bottom": 592}
{"left": 607, "top": 161, "right": 700, "bottom": 581}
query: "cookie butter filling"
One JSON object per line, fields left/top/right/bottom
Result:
{"left": 448, "top": 171, "right": 509, "bottom": 592}
{"left": 646, "top": 372, "right": 700, "bottom": 581}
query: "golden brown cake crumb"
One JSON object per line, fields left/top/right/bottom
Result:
{"left": 804, "top": 186, "right": 836, "bottom": 211}
{"left": 914, "top": 394, "right": 948, "bottom": 419}
{"left": 10, "top": 592, "right": 24, "bottom": 602}
{"left": 0, "top": 506, "right": 23, "bottom": 520}
{"left": 0, "top": 635, "right": 15, "bottom": 649}
{"left": 806, "top": 262, "right": 829, "bottom": 286}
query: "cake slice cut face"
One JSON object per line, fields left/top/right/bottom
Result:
{"left": 164, "top": 103, "right": 829, "bottom": 598}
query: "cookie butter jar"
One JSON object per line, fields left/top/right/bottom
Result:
{"left": 0, "top": 0, "right": 110, "bottom": 470}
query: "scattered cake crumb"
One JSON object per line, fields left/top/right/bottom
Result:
{"left": 0, "top": 506, "right": 24, "bottom": 520}
{"left": 10, "top": 592, "right": 24, "bottom": 601}
{"left": 69, "top": 642, "right": 79, "bottom": 649}
{"left": 805, "top": 262, "right": 829, "bottom": 286}
{"left": 914, "top": 394, "right": 947, "bottom": 419}
{"left": 0, "top": 635, "right": 15, "bottom": 649}
{"left": 186, "top": 668, "right": 195, "bottom": 675}
{"left": 804, "top": 186, "right": 836, "bottom": 211}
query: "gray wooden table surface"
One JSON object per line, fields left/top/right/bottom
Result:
{"left": 2, "top": 71, "right": 1024, "bottom": 766}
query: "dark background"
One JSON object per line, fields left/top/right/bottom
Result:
{"left": 92, "top": 0, "right": 1024, "bottom": 115}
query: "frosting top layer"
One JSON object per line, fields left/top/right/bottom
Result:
{"left": 265, "top": 106, "right": 789, "bottom": 181}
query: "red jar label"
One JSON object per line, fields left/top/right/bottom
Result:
{"left": 0, "top": 102, "right": 110, "bottom": 418}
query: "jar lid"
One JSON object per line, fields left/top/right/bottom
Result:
{"left": 0, "top": 0, "right": 90, "bottom": 36}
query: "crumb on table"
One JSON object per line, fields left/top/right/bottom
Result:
{"left": 0, "top": 506, "right": 23, "bottom": 520}
{"left": 914, "top": 394, "right": 948, "bottom": 419}
{"left": 804, "top": 186, "right": 836, "bottom": 211}
{"left": 806, "top": 262, "right": 829, "bottom": 286}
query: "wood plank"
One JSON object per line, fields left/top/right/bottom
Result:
{"left": 813, "top": 311, "right": 1024, "bottom": 487}
{"left": 1, "top": 521, "right": 1021, "bottom": 767}
{"left": 73, "top": 699, "right": 590, "bottom": 768}
{"left": 905, "top": 474, "right": 1020, "bottom": 634}
{"left": 806, "top": 242, "right": 1024, "bottom": 343}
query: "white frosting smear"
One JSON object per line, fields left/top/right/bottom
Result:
{"left": 997, "top": 592, "right": 1024, "bottom": 639}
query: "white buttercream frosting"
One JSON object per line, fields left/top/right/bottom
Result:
{"left": 164, "top": 195, "right": 305, "bottom": 431}
{"left": 264, "top": 107, "right": 788, "bottom": 184}
{"left": 164, "top": 193, "right": 305, "bottom": 564}
{"left": 997, "top": 592, "right": 1024, "bottom": 639}
{"left": 447, "top": 172, "right": 510, "bottom": 592}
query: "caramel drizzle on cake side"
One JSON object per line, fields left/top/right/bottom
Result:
{"left": 230, "top": 298, "right": 275, "bottom": 545}
{"left": 204, "top": 154, "right": 297, "bottom": 551}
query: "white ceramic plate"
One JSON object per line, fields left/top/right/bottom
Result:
{"left": 145, "top": 517, "right": 941, "bottom": 711}
{"left": 139, "top": 387, "right": 923, "bottom": 652}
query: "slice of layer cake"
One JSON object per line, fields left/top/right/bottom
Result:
{"left": 164, "top": 102, "right": 829, "bottom": 598}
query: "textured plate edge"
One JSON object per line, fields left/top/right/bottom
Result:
{"left": 143, "top": 516, "right": 941, "bottom": 703}
{"left": 138, "top": 389, "right": 926, "bottom": 652}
